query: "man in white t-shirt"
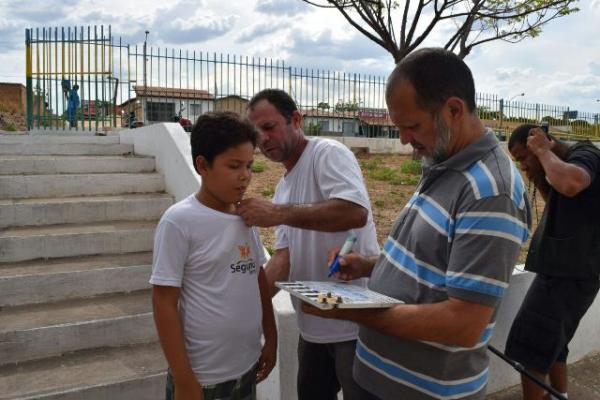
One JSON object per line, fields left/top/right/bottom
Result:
{"left": 151, "top": 112, "right": 277, "bottom": 400}
{"left": 237, "top": 89, "right": 380, "bottom": 400}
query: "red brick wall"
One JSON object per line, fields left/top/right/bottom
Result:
{"left": 0, "top": 83, "right": 26, "bottom": 114}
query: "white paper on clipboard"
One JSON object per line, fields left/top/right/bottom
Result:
{"left": 276, "top": 281, "right": 404, "bottom": 310}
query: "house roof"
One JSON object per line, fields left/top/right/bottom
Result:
{"left": 132, "top": 86, "right": 214, "bottom": 100}
{"left": 302, "top": 108, "right": 396, "bottom": 127}
{"left": 302, "top": 109, "right": 357, "bottom": 119}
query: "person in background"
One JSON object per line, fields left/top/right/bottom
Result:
{"left": 505, "top": 124, "right": 600, "bottom": 400}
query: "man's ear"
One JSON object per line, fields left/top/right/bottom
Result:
{"left": 291, "top": 110, "right": 303, "bottom": 129}
{"left": 195, "top": 155, "right": 209, "bottom": 175}
{"left": 445, "top": 97, "right": 465, "bottom": 122}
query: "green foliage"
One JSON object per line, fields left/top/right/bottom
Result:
{"left": 400, "top": 159, "right": 422, "bottom": 175}
{"left": 335, "top": 99, "right": 360, "bottom": 112}
{"left": 317, "top": 102, "right": 330, "bottom": 110}
{"left": 360, "top": 156, "right": 384, "bottom": 171}
{"left": 373, "top": 199, "right": 385, "bottom": 208}
{"left": 369, "top": 166, "right": 397, "bottom": 181}
{"left": 4, "top": 123, "right": 17, "bottom": 131}
{"left": 261, "top": 186, "right": 275, "bottom": 198}
{"left": 251, "top": 161, "right": 266, "bottom": 173}
{"left": 301, "top": 1, "right": 579, "bottom": 62}
{"left": 305, "top": 122, "right": 322, "bottom": 136}
{"left": 265, "top": 245, "right": 274, "bottom": 256}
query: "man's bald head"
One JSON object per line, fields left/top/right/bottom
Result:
{"left": 386, "top": 48, "right": 477, "bottom": 115}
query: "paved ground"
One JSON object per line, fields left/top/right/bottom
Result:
{"left": 488, "top": 351, "right": 600, "bottom": 399}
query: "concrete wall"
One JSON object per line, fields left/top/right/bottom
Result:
{"left": 330, "top": 136, "right": 413, "bottom": 154}
{"left": 119, "top": 123, "right": 200, "bottom": 202}
{"left": 123, "top": 124, "right": 600, "bottom": 398}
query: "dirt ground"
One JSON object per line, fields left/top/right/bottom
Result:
{"left": 246, "top": 151, "right": 543, "bottom": 263}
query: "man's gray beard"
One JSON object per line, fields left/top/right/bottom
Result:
{"left": 422, "top": 115, "right": 451, "bottom": 167}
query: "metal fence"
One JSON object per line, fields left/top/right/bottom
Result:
{"left": 25, "top": 25, "right": 600, "bottom": 139}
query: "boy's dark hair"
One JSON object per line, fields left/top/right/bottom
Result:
{"left": 191, "top": 112, "right": 257, "bottom": 171}
{"left": 248, "top": 89, "right": 298, "bottom": 123}
{"left": 508, "top": 123, "right": 557, "bottom": 151}
{"left": 387, "top": 48, "right": 476, "bottom": 114}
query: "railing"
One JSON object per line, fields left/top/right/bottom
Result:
{"left": 25, "top": 25, "right": 600, "bottom": 139}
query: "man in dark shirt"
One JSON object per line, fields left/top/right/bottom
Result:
{"left": 506, "top": 124, "right": 600, "bottom": 400}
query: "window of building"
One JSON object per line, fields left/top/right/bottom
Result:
{"left": 190, "top": 103, "right": 202, "bottom": 116}
{"left": 147, "top": 101, "right": 175, "bottom": 122}
{"left": 318, "top": 119, "right": 329, "bottom": 132}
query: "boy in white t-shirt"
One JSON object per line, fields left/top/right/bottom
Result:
{"left": 150, "top": 112, "right": 277, "bottom": 400}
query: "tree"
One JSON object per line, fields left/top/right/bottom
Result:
{"left": 300, "top": 1, "right": 579, "bottom": 62}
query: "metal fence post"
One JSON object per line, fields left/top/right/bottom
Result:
{"left": 25, "top": 29, "right": 34, "bottom": 130}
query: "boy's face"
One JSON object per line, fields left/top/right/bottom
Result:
{"left": 196, "top": 141, "right": 255, "bottom": 207}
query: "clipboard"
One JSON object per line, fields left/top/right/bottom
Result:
{"left": 276, "top": 281, "right": 404, "bottom": 310}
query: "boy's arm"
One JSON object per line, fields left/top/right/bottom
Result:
{"left": 264, "top": 247, "right": 291, "bottom": 298}
{"left": 152, "top": 285, "right": 204, "bottom": 399}
{"left": 256, "top": 267, "right": 278, "bottom": 383}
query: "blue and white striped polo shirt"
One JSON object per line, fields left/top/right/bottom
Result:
{"left": 354, "top": 131, "right": 531, "bottom": 400}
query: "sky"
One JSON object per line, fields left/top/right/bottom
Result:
{"left": 0, "top": 0, "right": 599, "bottom": 114}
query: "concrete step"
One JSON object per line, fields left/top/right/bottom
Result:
{"left": 0, "top": 155, "right": 156, "bottom": 175}
{"left": 0, "top": 221, "right": 156, "bottom": 263}
{"left": 0, "top": 193, "right": 173, "bottom": 229}
{"left": 0, "top": 172, "right": 165, "bottom": 199}
{"left": 0, "top": 135, "right": 121, "bottom": 145}
{"left": 0, "top": 252, "right": 153, "bottom": 307}
{"left": 0, "top": 343, "right": 166, "bottom": 400}
{"left": 0, "top": 290, "right": 156, "bottom": 365}
{"left": 0, "top": 135, "right": 134, "bottom": 156}
{"left": 0, "top": 143, "right": 133, "bottom": 156}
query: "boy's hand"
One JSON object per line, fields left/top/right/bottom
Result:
{"left": 326, "top": 248, "right": 374, "bottom": 281}
{"left": 256, "top": 339, "right": 277, "bottom": 383}
{"left": 174, "top": 376, "right": 204, "bottom": 400}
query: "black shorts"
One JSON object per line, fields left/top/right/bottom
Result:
{"left": 505, "top": 274, "right": 599, "bottom": 373}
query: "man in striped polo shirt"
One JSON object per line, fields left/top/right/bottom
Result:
{"left": 303, "top": 48, "right": 531, "bottom": 399}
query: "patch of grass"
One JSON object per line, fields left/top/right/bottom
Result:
{"left": 391, "top": 174, "right": 420, "bottom": 186}
{"left": 369, "top": 166, "right": 398, "bottom": 181}
{"left": 360, "top": 156, "right": 384, "bottom": 171}
{"left": 373, "top": 199, "right": 385, "bottom": 208}
{"left": 265, "top": 245, "right": 274, "bottom": 256}
{"left": 4, "top": 123, "right": 17, "bottom": 132}
{"left": 261, "top": 186, "right": 275, "bottom": 198}
{"left": 400, "top": 159, "right": 422, "bottom": 175}
{"left": 251, "top": 161, "right": 266, "bottom": 173}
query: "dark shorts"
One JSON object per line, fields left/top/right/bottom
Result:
{"left": 166, "top": 364, "right": 257, "bottom": 400}
{"left": 505, "top": 274, "right": 599, "bottom": 373}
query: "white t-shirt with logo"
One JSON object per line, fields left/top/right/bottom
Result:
{"left": 273, "top": 138, "right": 380, "bottom": 343}
{"left": 150, "top": 195, "right": 267, "bottom": 385}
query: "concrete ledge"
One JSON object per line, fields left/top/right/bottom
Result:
{"left": 119, "top": 124, "right": 200, "bottom": 201}
{"left": 0, "top": 173, "right": 165, "bottom": 200}
{"left": 0, "top": 155, "right": 156, "bottom": 175}
{"left": 0, "top": 343, "right": 166, "bottom": 400}
{"left": 0, "top": 221, "right": 156, "bottom": 263}
{"left": 328, "top": 136, "right": 413, "bottom": 154}
{"left": 0, "top": 143, "right": 133, "bottom": 156}
{"left": 0, "top": 313, "right": 156, "bottom": 364}
{"left": 0, "top": 135, "right": 120, "bottom": 144}
{"left": 0, "top": 264, "right": 152, "bottom": 307}
{"left": 0, "top": 194, "right": 173, "bottom": 229}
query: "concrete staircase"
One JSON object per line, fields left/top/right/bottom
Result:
{"left": 0, "top": 134, "right": 172, "bottom": 399}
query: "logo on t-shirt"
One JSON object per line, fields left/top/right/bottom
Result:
{"left": 230, "top": 243, "right": 257, "bottom": 274}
